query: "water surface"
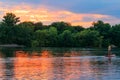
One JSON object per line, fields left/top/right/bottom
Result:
{"left": 0, "top": 47, "right": 120, "bottom": 80}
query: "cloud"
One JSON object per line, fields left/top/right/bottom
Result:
{"left": 1, "top": 0, "right": 120, "bottom": 17}
{"left": 0, "top": 2, "right": 120, "bottom": 27}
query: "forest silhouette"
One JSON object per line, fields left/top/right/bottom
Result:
{"left": 0, "top": 13, "right": 120, "bottom": 47}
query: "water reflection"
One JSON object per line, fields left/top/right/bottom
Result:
{"left": 0, "top": 48, "right": 119, "bottom": 80}
{"left": 0, "top": 52, "right": 5, "bottom": 79}
{"left": 14, "top": 51, "right": 53, "bottom": 79}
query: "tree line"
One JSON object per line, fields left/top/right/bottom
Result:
{"left": 0, "top": 13, "right": 120, "bottom": 48}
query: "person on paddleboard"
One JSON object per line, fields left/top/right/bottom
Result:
{"left": 108, "top": 45, "right": 112, "bottom": 56}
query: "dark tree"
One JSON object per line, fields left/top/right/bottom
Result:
{"left": 73, "top": 26, "right": 84, "bottom": 32}
{"left": 92, "top": 20, "right": 111, "bottom": 47}
{"left": 34, "top": 22, "right": 43, "bottom": 31}
{"left": 110, "top": 24, "right": 120, "bottom": 47}
{"left": 2, "top": 13, "right": 20, "bottom": 26}
{"left": 75, "top": 29, "right": 100, "bottom": 47}
{"left": 92, "top": 20, "right": 111, "bottom": 36}
{"left": 58, "top": 30, "right": 73, "bottom": 47}
{"left": 50, "top": 22, "right": 71, "bottom": 34}
{"left": 18, "top": 21, "right": 34, "bottom": 27}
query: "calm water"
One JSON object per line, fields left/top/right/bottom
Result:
{"left": 0, "top": 47, "right": 120, "bottom": 80}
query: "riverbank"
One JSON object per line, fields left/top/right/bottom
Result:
{"left": 0, "top": 44, "right": 24, "bottom": 47}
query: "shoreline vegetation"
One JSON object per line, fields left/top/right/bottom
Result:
{"left": 0, "top": 13, "right": 120, "bottom": 48}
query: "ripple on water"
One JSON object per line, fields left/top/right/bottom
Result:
{"left": 0, "top": 56, "right": 120, "bottom": 80}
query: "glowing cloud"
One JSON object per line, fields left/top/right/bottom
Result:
{"left": 0, "top": 2, "right": 120, "bottom": 27}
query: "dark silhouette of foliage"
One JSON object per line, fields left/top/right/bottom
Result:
{"left": 50, "top": 22, "right": 71, "bottom": 34}
{"left": 34, "top": 22, "right": 43, "bottom": 31}
{"left": 2, "top": 13, "right": 20, "bottom": 26}
{"left": 0, "top": 13, "right": 119, "bottom": 48}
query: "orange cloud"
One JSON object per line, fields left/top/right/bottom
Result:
{"left": 0, "top": 3, "right": 120, "bottom": 27}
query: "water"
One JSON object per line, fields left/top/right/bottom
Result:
{"left": 0, "top": 47, "right": 120, "bottom": 80}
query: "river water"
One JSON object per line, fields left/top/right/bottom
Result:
{"left": 0, "top": 47, "right": 120, "bottom": 80}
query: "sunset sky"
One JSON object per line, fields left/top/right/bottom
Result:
{"left": 0, "top": 0, "right": 120, "bottom": 27}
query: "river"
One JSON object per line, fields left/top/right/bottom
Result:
{"left": 0, "top": 47, "right": 120, "bottom": 80}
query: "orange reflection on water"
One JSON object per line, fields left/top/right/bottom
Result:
{"left": 0, "top": 52, "right": 5, "bottom": 78}
{"left": 13, "top": 50, "right": 54, "bottom": 79}
{"left": 70, "top": 51, "right": 81, "bottom": 57}
{"left": 13, "top": 50, "right": 101, "bottom": 79}
{"left": 64, "top": 51, "right": 81, "bottom": 57}
{"left": 0, "top": 52, "right": 4, "bottom": 58}
{"left": 40, "top": 50, "right": 53, "bottom": 58}
{"left": 30, "top": 52, "right": 40, "bottom": 58}
{"left": 15, "top": 51, "right": 29, "bottom": 58}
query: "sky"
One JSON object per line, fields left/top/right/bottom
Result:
{"left": 0, "top": 0, "right": 120, "bottom": 27}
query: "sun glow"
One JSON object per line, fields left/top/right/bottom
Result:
{"left": 0, "top": 3, "right": 120, "bottom": 27}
